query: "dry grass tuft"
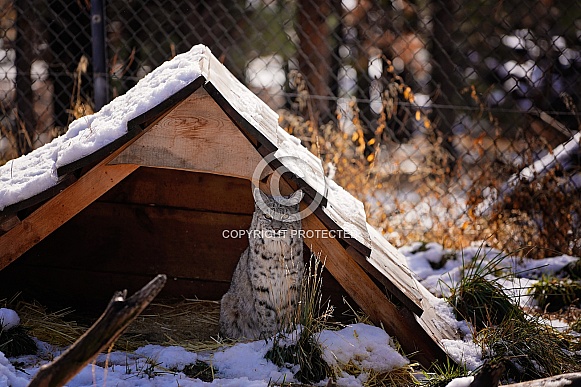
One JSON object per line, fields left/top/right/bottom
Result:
{"left": 16, "top": 301, "right": 86, "bottom": 347}
{"left": 477, "top": 313, "right": 581, "bottom": 382}
{"left": 14, "top": 298, "right": 226, "bottom": 353}
{"left": 119, "top": 299, "right": 221, "bottom": 351}
{"left": 337, "top": 361, "right": 418, "bottom": 387}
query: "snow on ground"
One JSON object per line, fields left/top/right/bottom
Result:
{"left": 0, "top": 322, "right": 410, "bottom": 386}
{"left": 0, "top": 243, "right": 577, "bottom": 386}
{"left": 0, "top": 308, "right": 19, "bottom": 330}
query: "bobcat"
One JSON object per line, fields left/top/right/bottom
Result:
{"left": 219, "top": 188, "right": 304, "bottom": 340}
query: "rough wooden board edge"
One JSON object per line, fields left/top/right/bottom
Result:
{"left": 204, "top": 48, "right": 279, "bottom": 143}
{"left": 56, "top": 76, "right": 206, "bottom": 177}
{"left": 313, "top": 201, "right": 372, "bottom": 257}
{"left": 0, "top": 174, "right": 77, "bottom": 218}
{"left": 346, "top": 247, "right": 423, "bottom": 316}
{"left": 204, "top": 82, "right": 276, "bottom": 151}
{"left": 0, "top": 163, "right": 139, "bottom": 271}
{"left": 366, "top": 225, "right": 425, "bottom": 302}
{"left": 502, "top": 373, "right": 581, "bottom": 387}
{"left": 365, "top": 224, "right": 459, "bottom": 342}
{"left": 302, "top": 213, "right": 451, "bottom": 368}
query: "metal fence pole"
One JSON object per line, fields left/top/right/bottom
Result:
{"left": 91, "top": 0, "right": 108, "bottom": 111}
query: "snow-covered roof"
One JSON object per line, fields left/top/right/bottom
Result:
{"left": 0, "top": 45, "right": 208, "bottom": 211}
{"left": 0, "top": 45, "right": 371, "bottom": 251}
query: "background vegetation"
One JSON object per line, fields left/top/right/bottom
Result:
{"left": 1, "top": 0, "right": 580, "bottom": 256}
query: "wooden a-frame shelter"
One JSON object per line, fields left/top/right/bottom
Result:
{"left": 0, "top": 46, "right": 457, "bottom": 367}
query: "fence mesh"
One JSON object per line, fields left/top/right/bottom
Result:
{"left": 2, "top": 0, "right": 581, "bottom": 255}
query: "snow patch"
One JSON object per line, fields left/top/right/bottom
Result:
{"left": 0, "top": 352, "right": 28, "bottom": 387}
{"left": 0, "top": 308, "right": 20, "bottom": 330}
{"left": 135, "top": 345, "right": 198, "bottom": 370}
{"left": 319, "top": 323, "right": 409, "bottom": 372}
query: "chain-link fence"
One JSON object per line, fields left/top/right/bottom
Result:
{"left": 2, "top": 0, "right": 581, "bottom": 255}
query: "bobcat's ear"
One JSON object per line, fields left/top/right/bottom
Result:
{"left": 252, "top": 187, "right": 269, "bottom": 206}
{"left": 287, "top": 189, "right": 303, "bottom": 206}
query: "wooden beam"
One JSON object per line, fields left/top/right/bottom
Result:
{"left": 502, "top": 373, "right": 581, "bottom": 387}
{"left": 0, "top": 163, "right": 139, "bottom": 271}
{"left": 99, "top": 167, "right": 255, "bottom": 215}
{"left": 301, "top": 213, "right": 450, "bottom": 368}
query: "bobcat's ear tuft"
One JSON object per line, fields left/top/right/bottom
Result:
{"left": 287, "top": 190, "right": 303, "bottom": 206}
{"left": 253, "top": 187, "right": 269, "bottom": 206}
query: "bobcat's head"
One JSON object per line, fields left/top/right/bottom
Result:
{"left": 251, "top": 189, "right": 303, "bottom": 241}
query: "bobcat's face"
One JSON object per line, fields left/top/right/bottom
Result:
{"left": 251, "top": 190, "right": 302, "bottom": 243}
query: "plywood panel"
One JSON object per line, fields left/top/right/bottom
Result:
{"left": 99, "top": 168, "right": 255, "bottom": 215}
{"left": 111, "top": 88, "right": 266, "bottom": 180}
{"left": 0, "top": 264, "right": 232, "bottom": 312}
{"left": 0, "top": 164, "right": 139, "bottom": 271}
{"left": 21, "top": 202, "right": 251, "bottom": 282}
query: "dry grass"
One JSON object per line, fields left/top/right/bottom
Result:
{"left": 266, "top": 253, "right": 333, "bottom": 384}
{"left": 16, "top": 300, "right": 87, "bottom": 348}
{"left": 280, "top": 61, "right": 581, "bottom": 259}
{"left": 334, "top": 361, "right": 418, "bottom": 387}
{"left": 119, "top": 299, "right": 221, "bottom": 351}
{"left": 13, "top": 298, "right": 225, "bottom": 353}
{"left": 476, "top": 313, "right": 581, "bottom": 382}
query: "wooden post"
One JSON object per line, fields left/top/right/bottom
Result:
{"left": 28, "top": 274, "right": 167, "bottom": 387}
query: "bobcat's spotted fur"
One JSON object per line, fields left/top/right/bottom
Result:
{"left": 219, "top": 189, "right": 304, "bottom": 339}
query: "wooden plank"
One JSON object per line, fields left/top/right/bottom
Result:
{"left": 301, "top": 213, "right": 450, "bottom": 367}
{"left": 347, "top": 247, "right": 423, "bottom": 316}
{"left": 56, "top": 77, "right": 206, "bottom": 177}
{"left": 365, "top": 225, "right": 424, "bottom": 312}
{"left": 479, "top": 131, "right": 581, "bottom": 215}
{"left": 110, "top": 88, "right": 266, "bottom": 180}
{"left": 0, "top": 163, "right": 139, "bottom": 271}
{"left": 365, "top": 225, "right": 459, "bottom": 343}
{"left": 23, "top": 202, "right": 251, "bottom": 282}
{"left": 0, "top": 264, "right": 232, "bottom": 312}
{"left": 504, "top": 373, "right": 581, "bottom": 387}
{"left": 315, "top": 197, "right": 372, "bottom": 257}
{"left": 204, "top": 47, "right": 279, "bottom": 145}
{"left": 99, "top": 168, "right": 255, "bottom": 215}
